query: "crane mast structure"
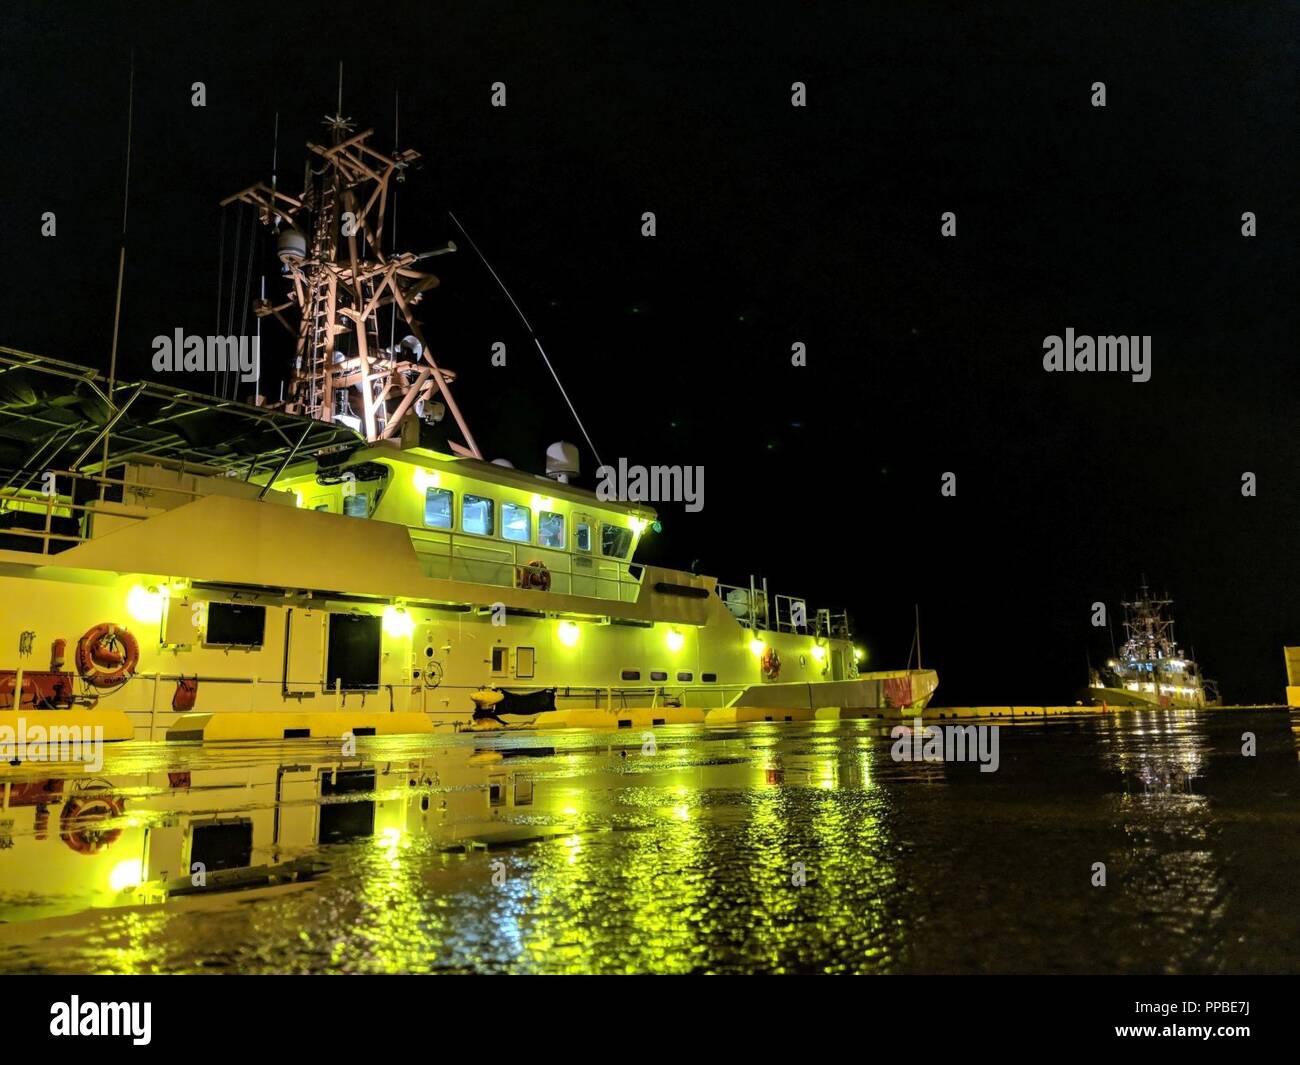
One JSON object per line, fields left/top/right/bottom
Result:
{"left": 221, "top": 109, "right": 481, "bottom": 457}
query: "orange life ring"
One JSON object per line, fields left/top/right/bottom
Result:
{"left": 60, "top": 792, "right": 124, "bottom": 855}
{"left": 519, "top": 560, "right": 551, "bottom": 592}
{"left": 761, "top": 646, "right": 782, "bottom": 680}
{"left": 76, "top": 623, "right": 139, "bottom": 688}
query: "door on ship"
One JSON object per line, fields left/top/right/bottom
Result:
{"left": 831, "top": 649, "right": 844, "bottom": 681}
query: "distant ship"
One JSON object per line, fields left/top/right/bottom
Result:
{"left": 1088, "top": 583, "right": 1216, "bottom": 708}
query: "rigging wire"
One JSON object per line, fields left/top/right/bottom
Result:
{"left": 214, "top": 207, "right": 227, "bottom": 395}
{"left": 389, "top": 90, "right": 399, "bottom": 358}
{"left": 238, "top": 204, "right": 257, "bottom": 398}
{"left": 447, "top": 209, "right": 605, "bottom": 472}
{"left": 101, "top": 50, "right": 134, "bottom": 492}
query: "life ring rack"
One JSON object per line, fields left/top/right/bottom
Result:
{"left": 60, "top": 788, "right": 124, "bottom": 856}
{"left": 761, "top": 645, "right": 782, "bottom": 680}
{"left": 518, "top": 560, "right": 552, "bottom": 592}
{"left": 76, "top": 622, "right": 140, "bottom": 688}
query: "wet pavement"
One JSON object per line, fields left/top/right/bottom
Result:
{"left": 1, "top": 710, "right": 1298, "bottom": 974}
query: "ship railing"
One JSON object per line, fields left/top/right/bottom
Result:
{"left": 714, "top": 579, "right": 851, "bottom": 638}
{"left": 0, "top": 467, "right": 208, "bottom": 555}
{"left": 100, "top": 676, "right": 758, "bottom": 740}
{"left": 408, "top": 528, "right": 642, "bottom": 604}
{"left": 0, "top": 473, "right": 646, "bottom": 606}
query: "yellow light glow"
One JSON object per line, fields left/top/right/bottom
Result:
{"left": 109, "top": 859, "right": 143, "bottom": 892}
{"left": 629, "top": 516, "right": 647, "bottom": 534}
{"left": 377, "top": 827, "right": 404, "bottom": 849}
{"left": 557, "top": 621, "right": 580, "bottom": 647}
{"left": 413, "top": 467, "right": 440, "bottom": 491}
{"left": 126, "top": 584, "right": 164, "bottom": 624}
{"left": 853, "top": 646, "right": 865, "bottom": 662}
{"left": 293, "top": 490, "right": 304, "bottom": 508}
{"left": 382, "top": 606, "right": 415, "bottom": 639}
{"left": 749, "top": 638, "right": 766, "bottom": 656}
{"left": 666, "top": 629, "right": 684, "bottom": 653}
{"left": 811, "top": 644, "right": 826, "bottom": 662}
{"left": 530, "top": 493, "right": 554, "bottom": 511}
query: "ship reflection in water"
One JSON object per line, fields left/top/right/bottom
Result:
{"left": 1, "top": 711, "right": 1298, "bottom": 974}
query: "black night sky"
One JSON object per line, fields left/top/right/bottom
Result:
{"left": 2, "top": 2, "right": 1297, "bottom": 703}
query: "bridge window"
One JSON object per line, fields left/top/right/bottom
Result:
{"left": 463, "top": 494, "right": 494, "bottom": 536}
{"left": 423, "top": 487, "right": 453, "bottom": 529}
{"left": 601, "top": 523, "right": 632, "bottom": 558}
{"left": 502, "top": 502, "right": 531, "bottom": 543}
{"left": 539, "top": 511, "right": 565, "bottom": 548}
{"left": 343, "top": 492, "right": 368, "bottom": 518}
{"left": 575, "top": 521, "right": 592, "bottom": 552}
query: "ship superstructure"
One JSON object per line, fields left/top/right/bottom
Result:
{"left": 0, "top": 113, "right": 937, "bottom": 739}
{"left": 1088, "top": 583, "right": 1212, "bottom": 708}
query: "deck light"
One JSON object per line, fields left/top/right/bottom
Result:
{"left": 749, "top": 638, "right": 766, "bottom": 656}
{"left": 382, "top": 606, "right": 415, "bottom": 638}
{"left": 853, "top": 646, "right": 865, "bottom": 662}
{"left": 558, "top": 621, "right": 581, "bottom": 647}
{"left": 109, "top": 859, "right": 143, "bottom": 892}
{"left": 811, "top": 644, "right": 826, "bottom": 662}
{"left": 629, "top": 516, "right": 648, "bottom": 534}
{"left": 666, "top": 629, "right": 684, "bottom": 652}
{"left": 126, "top": 584, "right": 164, "bottom": 624}
{"left": 413, "top": 467, "right": 440, "bottom": 491}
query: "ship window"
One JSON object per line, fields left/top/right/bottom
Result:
{"left": 319, "top": 769, "right": 376, "bottom": 842}
{"left": 463, "top": 494, "right": 494, "bottom": 536}
{"left": 190, "top": 820, "right": 253, "bottom": 873}
{"left": 575, "top": 521, "right": 592, "bottom": 552}
{"left": 423, "top": 487, "right": 453, "bottom": 529}
{"left": 650, "top": 671, "right": 668, "bottom": 682}
{"left": 502, "top": 502, "right": 531, "bottom": 543}
{"left": 491, "top": 646, "right": 509, "bottom": 675}
{"left": 326, "top": 614, "right": 382, "bottom": 691}
{"left": 601, "top": 524, "right": 633, "bottom": 558}
{"left": 343, "top": 492, "right": 368, "bottom": 518}
{"left": 702, "top": 672, "right": 718, "bottom": 683}
{"left": 677, "top": 671, "right": 693, "bottom": 682}
{"left": 206, "top": 602, "right": 266, "bottom": 648}
{"left": 621, "top": 669, "right": 641, "bottom": 681}
{"left": 539, "top": 511, "right": 565, "bottom": 548}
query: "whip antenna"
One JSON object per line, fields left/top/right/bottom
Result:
{"left": 447, "top": 210, "right": 605, "bottom": 472}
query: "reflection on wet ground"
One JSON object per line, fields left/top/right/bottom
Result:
{"left": 0, "top": 710, "right": 1297, "bottom": 973}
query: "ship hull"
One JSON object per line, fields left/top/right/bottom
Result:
{"left": 1087, "top": 686, "right": 1204, "bottom": 709}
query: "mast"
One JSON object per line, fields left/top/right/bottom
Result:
{"left": 222, "top": 94, "right": 481, "bottom": 456}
